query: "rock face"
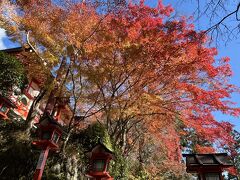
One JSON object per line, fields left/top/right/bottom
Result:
{"left": 44, "top": 152, "right": 87, "bottom": 180}
{"left": 66, "top": 155, "right": 79, "bottom": 180}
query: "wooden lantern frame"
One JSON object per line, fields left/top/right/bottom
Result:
{"left": 32, "top": 114, "right": 63, "bottom": 151}
{"left": 87, "top": 142, "right": 114, "bottom": 180}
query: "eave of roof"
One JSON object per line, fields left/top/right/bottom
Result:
{"left": 183, "top": 153, "right": 233, "bottom": 167}
{"left": 0, "top": 47, "right": 24, "bottom": 53}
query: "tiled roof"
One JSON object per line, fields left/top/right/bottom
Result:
{"left": 183, "top": 153, "right": 233, "bottom": 172}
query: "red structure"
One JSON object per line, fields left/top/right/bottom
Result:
{"left": 1, "top": 47, "right": 46, "bottom": 122}
{"left": 87, "top": 142, "right": 114, "bottom": 180}
{"left": 32, "top": 114, "right": 64, "bottom": 180}
{"left": 0, "top": 95, "right": 16, "bottom": 120}
{"left": 0, "top": 47, "right": 70, "bottom": 179}
{"left": 183, "top": 153, "right": 233, "bottom": 180}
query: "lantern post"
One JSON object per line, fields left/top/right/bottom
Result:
{"left": 87, "top": 141, "right": 114, "bottom": 180}
{"left": 32, "top": 114, "right": 64, "bottom": 180}
{"left": 33, "top": 147, "right": 50, "bottom": 180}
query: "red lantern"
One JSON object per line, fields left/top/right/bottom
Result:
{"left": 87, "top": 142, "right": 114, "bottom": 180}
{"left": 32, "top": 114, "right": 64, "bottom": 180}
{"left": 32, "top": 114, "right": 63, "bottom": 150}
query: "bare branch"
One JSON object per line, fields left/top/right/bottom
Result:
{"left": 205, "top": 2, "right": 240, "bottom": 33}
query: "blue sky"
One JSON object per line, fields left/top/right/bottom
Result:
{"left": 0, "top": 29, "right": 6, "bottom": 49}
{"left": 159, "top": 0, "right": 240, "bottom": 131}
{"left": 0, "top": 0, "right": 240, "bottom": 131}
{"left": 0, "top": 28, "right": 19, "bottom": 49}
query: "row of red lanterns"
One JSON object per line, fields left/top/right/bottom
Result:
{"left": 32, "top": 114, "right": 114, "bottom": 180}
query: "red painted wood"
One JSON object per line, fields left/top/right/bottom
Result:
{"left": 33, "top": 147, "right": 50, "bottom": 180}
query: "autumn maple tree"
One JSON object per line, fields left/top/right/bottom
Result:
{"left": 0, "top": 0, "right": 239, "bottom": 178}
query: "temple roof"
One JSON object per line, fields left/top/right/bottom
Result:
{"left": 183, "top": 153, "right": 233, "bottom": 172}
{"left": 35, "top": 113, "right": 64, "bottom": 132}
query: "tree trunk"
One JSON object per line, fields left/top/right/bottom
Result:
{"left": 24, "top": 89, "right": 46, "bottom": 135}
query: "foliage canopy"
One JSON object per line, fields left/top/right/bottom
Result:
{"left": 0, "top": 0, "right": 239, "bottom": 178}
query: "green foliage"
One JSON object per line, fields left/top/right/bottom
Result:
{"left": 44, "top": 154, "right": 65, "bottom": 180}
{"left": 73, "top": 123, "right": 113, "bottom": 151}
{"left": 156, "top": 171, "right": 192, "bottom": 180}
{"left": 0, "top": 121, "right": 37, "bottom": 179}
{"left": 0, "top": 51, "right": 27, "bottom": 95}
{"left": 134, "top": 166, "right": 150, "bottom": 180}
{"left": 109, "top": 147, "right": 130, "bottom": 179}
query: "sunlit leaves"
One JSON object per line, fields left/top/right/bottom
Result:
{"left": 0, "top": 0, "right": 239, "bottom": 176}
